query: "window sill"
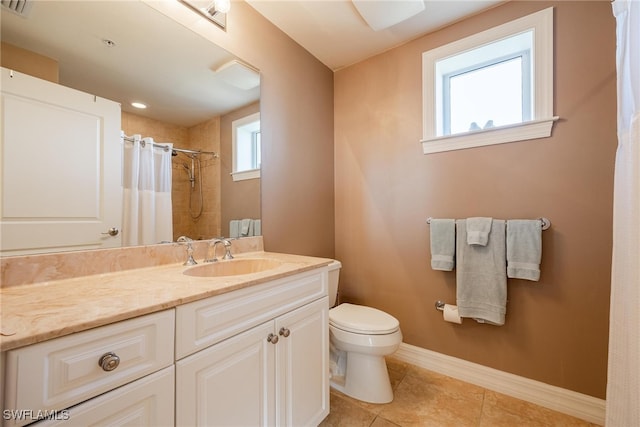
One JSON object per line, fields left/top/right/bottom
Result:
{"left": 421, "top": 116, "right": 559, "bottom": 154}
{"left": 231, "top": 169, "right": 260, "bottom": 182}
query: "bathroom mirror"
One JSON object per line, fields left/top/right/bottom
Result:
{"left": 0, "top": 0, "right": 261, "bottom": 255}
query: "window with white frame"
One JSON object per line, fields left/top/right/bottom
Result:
{"left": 422, "top": 7, "right": 558, "bottom": 154}
{"left": 231, "top": 112, "right": 261, "bottom": 181}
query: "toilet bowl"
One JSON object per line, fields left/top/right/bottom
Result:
{"left": 327, "top": 261, "right": 402, "bottom": 404}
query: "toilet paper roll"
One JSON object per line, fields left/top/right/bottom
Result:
{"left": 443, "top": 304, "right": 463, "bottom": 324}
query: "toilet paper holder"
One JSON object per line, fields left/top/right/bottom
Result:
{"left": 435, "top": 300, "right": 446, "bottom": 311}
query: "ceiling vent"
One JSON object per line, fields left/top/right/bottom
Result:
{"left": 214, "top": 60, "right": 260, "bottom": 90}
{"left": 1, "top": 0, "right": 33, "bottom": 17}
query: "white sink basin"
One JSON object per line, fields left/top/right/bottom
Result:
{"left": 183, "top": 258, "right": 284, "bottom": 277}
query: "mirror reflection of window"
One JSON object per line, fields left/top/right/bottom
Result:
{"left": 232, "top": 112, "right": 261, "bottom": 181}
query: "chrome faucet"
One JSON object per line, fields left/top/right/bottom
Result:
{"left": 177, "top": 236, "right": 198, "bottom": 266}
{"left": 222, "top": 238, "right": 234, "bottom": 260}
{"left": 204, "top": 239, "right": 223, "bottom": 263}
{"left": 204, "top": 238, "right": 234, "bottom": 263}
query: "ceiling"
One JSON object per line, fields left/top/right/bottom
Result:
{"left": 0, "top": 0, "right": 503, "bottom": 127}
{"left": 0, "top": 1, "right": 260, "bottom": 128}
{"left": 246, "top": 0, "right": 505, "bottom": 71}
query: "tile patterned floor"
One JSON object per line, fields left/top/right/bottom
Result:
{"left": 319, "top": 358, "right": 600, "bottom": 427}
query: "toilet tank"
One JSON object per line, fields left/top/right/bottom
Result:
{"left": 327, "top": 260, "right": 342, "bottom": 307}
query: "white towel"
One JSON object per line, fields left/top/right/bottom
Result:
{"left": 506, "top": 220, "right": 542, "bottom": 281}
{"left": 456, "top": 219, "right": 507, "bottom": 326}
{"left": 253, "top": 219, "right": 261, "bottom": 236}
{"left": 466, "top": 217, "right": 493, "bottom": 246}
{"left": 229, "top": 220, "right": 240, "bottom": 238}
{"left": 429, "top": 219, "right": 455, "bottom": 271}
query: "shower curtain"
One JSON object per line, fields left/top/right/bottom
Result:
{"left": 122, "top": 134, "right": 173, "bottom": 246}
{"left": 606, "top": 1, "right": 640, "bottom": 425}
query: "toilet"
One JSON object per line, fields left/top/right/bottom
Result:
{"left": 327, "top": 260, "right": 402, "bottom": 404}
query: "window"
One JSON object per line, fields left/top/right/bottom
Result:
{"left": 422, "top": 7, "right": 557, "bottom": 154}
{"left": 231, "top": 112, "right": 260, "bottom": 181}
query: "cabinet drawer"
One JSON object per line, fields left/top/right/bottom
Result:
{"left": 176, "top": 269, "right": 327, "bottom": 359}
{"left": 4, "top": 310, "right": 174, "bottom": 427}
{"left": 35, "top": 366, "right": 174, "bottom": 427}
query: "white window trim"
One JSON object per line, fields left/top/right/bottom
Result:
{"left": 231, "top": 111, "right": 260, "bottom": 181}
{"left": 231, "top": 168, "right": 260, "bottom": 181}
{"left": 421, "top": 7, "right": 558, "bottom": 154}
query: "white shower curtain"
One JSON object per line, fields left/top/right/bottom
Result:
{"left": 606, "top": 1, "right": 640, "bottom": 425}
{"left": 122, "top": 134, "right": 173, "bottom": 246}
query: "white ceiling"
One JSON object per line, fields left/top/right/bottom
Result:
{"left": 246, "top": 0, "right": 505, "bottom": 71}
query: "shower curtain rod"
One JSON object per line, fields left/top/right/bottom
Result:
{"left": 121, "top": 134, "right": 218, "bottom": 157}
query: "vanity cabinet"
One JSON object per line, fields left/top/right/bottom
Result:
{"left": 2, "top": 263, "right": 331, "bottom": 427}
{"left": 175, "top": 270, "right": 330, "bottom": 426}
{"left": 3, "top": 310, "right": 174, "bottom": 427}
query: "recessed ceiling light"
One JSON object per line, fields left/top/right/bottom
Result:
{"left": 131, "top": 102, "right": 147, "bottom": 109}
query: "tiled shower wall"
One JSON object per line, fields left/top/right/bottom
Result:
{"left": 121, "top": 112, "right": 221, "bottom": 241}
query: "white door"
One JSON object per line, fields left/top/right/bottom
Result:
{"left": 176, "top": 321, "right": 276, "bottom": 427}
{"left": 0, "top": 67, "right": 122, "bottom": 255}
{"left": 276, "top": 297, "right": 330, "bottom": 427}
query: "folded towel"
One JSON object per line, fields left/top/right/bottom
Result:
{"left": 429, "top": 219, "right": 455, "bottom": 271}
{"left": 229, "top": 220, "right": 240, "bottom": 238}
{"left": 506, "top": 220, "right": 542, "bottom": 281}
{"left": 466, "top": 217, "right": 493, "bottom": 246}
{"left": 240, "top": 218, "right": 253, "bottom": 237}
{"left": 253, "top": 219, "right": 261, "bottom": 236}
{"left": 456, "top": 219, "right": 507, "bottom": 325}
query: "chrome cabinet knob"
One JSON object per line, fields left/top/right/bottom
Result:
{"left": 98, "top": 352, "right": 120, "bottom": 371}
{"left": 279, "top": 327, "right": 290, "bottom": 338}
{"left": 101, "top": 227, "right": 119, "bottom": 237}
{"left": 267, "top": 333, "right": 279, "bottom": 344}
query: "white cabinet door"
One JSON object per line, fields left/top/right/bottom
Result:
{"left": 276, "top": 297, "right": 330, "bottom": 427}
{"left": 35, "top": 367, "right": 174, "bottom": 427}
{"left": 176, "top": 321, "right": 276, "bottom": 427}
{"left": 0, "top": 67, "right": 122, "bottom": 255}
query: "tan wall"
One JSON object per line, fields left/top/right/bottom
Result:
{"left": 334, "top": 0, "right": 616, "bottom": 399}
{"left": 220, "top": 102, "right": 261, "bottom": 237}
{"left": 150, "top": 1, "right": 336, "bottom": 258}
{"left": 1, "top": 42, "right": 59, "bottom": 83}
{"left": 228, "top": 3, "right": 335, "bottom": 257}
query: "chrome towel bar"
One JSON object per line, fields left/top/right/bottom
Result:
{"left": 426, "top": 217, "right": 551, "bottom": 231}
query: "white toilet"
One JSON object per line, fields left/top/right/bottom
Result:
{"left": 327, "top": 260, "right": 402, "bottom": 404}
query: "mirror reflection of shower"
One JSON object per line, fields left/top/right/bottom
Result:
{"left": 174, "top": 151, "right": 204, "bottom": 219}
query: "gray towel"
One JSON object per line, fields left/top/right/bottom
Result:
{"left": 429, "top": 219, "right": 455, "bottom": 271}
{"left": 229, "top": 220, "right": 240, "bottom": 238}
{"left": 240, "top": 218, "right": 254, "bottom": 237}
{"left": 466, "top": 217, "right": 493, "bottom": 246}
{"left": 506, "top": 220, "right": 542, "bottom": 281}
{"left": 456, "top": 219, "right": 507, "bottom": 325}
{"left": 253, "top": 219, "right": 261, "bottom": 236}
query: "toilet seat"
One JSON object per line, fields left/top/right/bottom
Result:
{"left": 329, "top": 303, "right": 399, "bottom": 335}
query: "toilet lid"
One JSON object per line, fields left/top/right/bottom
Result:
{"left": 329, "top": 303, "right": 400, "bottom": 334}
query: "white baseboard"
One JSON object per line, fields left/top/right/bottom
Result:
{"left": 392, "top": 343, "right": 605, "bottom": 426}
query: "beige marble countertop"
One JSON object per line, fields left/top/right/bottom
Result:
{"left": 0, "top": 251, "right": 332, "bottom": 352}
